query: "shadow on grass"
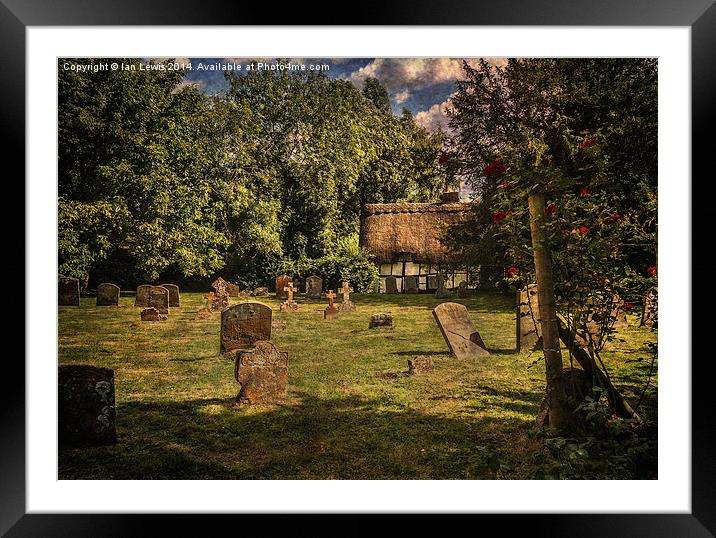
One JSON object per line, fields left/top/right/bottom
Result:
{"left": 59, "top": 390, "right": 540, "bottom": 480}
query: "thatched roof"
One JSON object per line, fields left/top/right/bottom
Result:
{"left": 359, "top": 202, "right": 470, "bottom": 264}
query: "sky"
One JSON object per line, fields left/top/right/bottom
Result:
{"left": 170, "top": 57, "right": 504, "bottom": 132}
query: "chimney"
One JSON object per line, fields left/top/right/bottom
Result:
{"left": 440, "top": 191, "right": 460, "bottom": 203}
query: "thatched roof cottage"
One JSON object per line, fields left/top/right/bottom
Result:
{"left": 359, "top": 192, "right": 475, "bottom": 293}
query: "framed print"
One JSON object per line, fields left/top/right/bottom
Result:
{"left": 5, "top": 0, "right": 712, "bottom": 535}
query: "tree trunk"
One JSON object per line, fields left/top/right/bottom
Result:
{"left": 528, "top": 192, "right": 571, "bottom": 431}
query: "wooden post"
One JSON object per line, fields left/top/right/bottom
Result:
{"left": 528, "top": 192, "right": 570, "bottom": 430}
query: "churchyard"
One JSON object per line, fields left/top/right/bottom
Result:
{"left": 58, "top": 288, "right": 656, "bottom": 480}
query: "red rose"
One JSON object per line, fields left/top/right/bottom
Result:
{"left": 483, "top": 159, "right": 506, "bottom": 177}
{"left": 492, "top": 210, "right": 507, "bottom": 224}
{"left": 647, "top": 266, "right": 657, "bottom": 277}
{"left": 609, "top": 215, "right": 623, "bottom": 221}
{"left": 581, "top": 138, "right": 596, "bottom": 148}
{"left": 577, "top": 226, "right": 589, "bottom": 235}
{"left": 546, "top": 203, "right": 557, "bottom": 214}
{"left": 506, "top": 266, "right": 519, "bottom": 278}
{"left": 579, "top": 187, "right": 590, "bottom": 197}
{"left": 438, "top": 152, "right": 450, "bottom": 165}
{"left": 624, "top": 302, "right": 633, "bottom": 310}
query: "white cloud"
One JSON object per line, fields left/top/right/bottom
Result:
{"left": 414, "top": 95, "right": 455, "bottom": 133}
{"left": 394, "top": 90, "right": 411, "bottom": 104}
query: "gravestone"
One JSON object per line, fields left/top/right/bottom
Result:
{"left": 275, "top": 275, "right": 291, "bottom": 299}
{"left": 427, "top": 274, "right": 438, "bottom": 290}
{"left": 135, "top": 285, "right": 153, "bottom": 307}
{"left": 324, "top": 290, "right": 339, "bottom": 320}
{"left": 141, "top": 307, "right": 166, "bottom": 321}
{"left": 517, "top": 285, "right": 542, "bottom": 352}
{"left": 433, "top": 302, "right": 490, "bottom": 359}
{"left": 408, "top": 356, "right": 434, "bottom": 375}
{"left": 160, "top": 283, "right": 180, "bottom": 307}
{"left": 369, "top": 312, "right": 393, "bottom": 328}
{"left": 254, "top": 287, "right": 268, "bottom": 297}
{"left": 611, "top": 295, "right": 628, "bottom": 328}
{"left": 233, "top": 340, "right": 288, "bottom": 404}
{"left": 641, "top": 288, "right": 658, "bottom": 328}
{"left": 404, "top": 275, "right": 419, "bottom": 293}
{"left": 457, "top": 281, "right": 468, "bottom": 298}
{"left": 58, "top": 276, "right": 80, "bottom": 306}
{"left": 385, "top": 276, "right": 399, "bottom": 294}
{"left": 211, "top": 277, "right": 229, "bottom": 311}
{"left": 338, "top": 281, "right": 355, "bottom": 313}
{"left": 306, "top": 275, "right": 323, "bottom": 299}
{"left": 58, "top": 365, "right": 116, "bottom": 447}
{"left": 226, "top": 282, "right": 240, "bottom": 298}
{"left": 149, "top": 286, "right": 169, "bottom": 314}
{"left": 220, "top": 301, "right": 272, "bottom": 355}
{"left": 435, "top": 274, "right": 453, "bottom": 299}
{"left": 280, "top": 282, "right": 299, "bottom": 313}
{"left": 96, "top": 283, "right": 120, "bottom": 306}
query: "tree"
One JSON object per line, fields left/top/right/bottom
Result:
{"left": 361, "top": 76, "right": 391, "bottom": 114}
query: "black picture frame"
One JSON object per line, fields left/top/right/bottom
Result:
{"left": 5, "top": 1, "right": 710, "bottom": 535}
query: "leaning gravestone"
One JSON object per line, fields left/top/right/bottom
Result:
{"left": 96, "top": 283, "right": 120, "bottom": 306}
{"left": 135, "top": 285, "right": 153, "bottom": 307}
{"left": 233, "top": 340, "right": 288, "bottom": 404}
{"left": 275, "top": 275, "right": 292, "bottom": 299}
{"left": 433, "top": 302, "right": 490, "bottom": 359}
{"left": 385, "top": 276, "right": 399, "bottom": 294}
{"left": 160, "top": 283, "right": 180, "bottom": 307}
{"left": 517, "top": 285, "right": 541, "bottom": 352}
{"left": 149, "top": 286, "right": 169, "bottom": 314}
{"left": 58, "top": 365, "right": 116, "bottom": 447}
{"left": 58, "top": 276, "right": 80, "bottom": 306}
{"left": 220, "top": 301, "right": 272, "bottom": 355}
{"left": 404, "top": 275, "right": 419, "bottom": 293}
{"left": 306, "top": 275, "right": 323, "bottom": 299}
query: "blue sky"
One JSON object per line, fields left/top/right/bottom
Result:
{"left": 172, "top": 57, "right": 503, "bottom": 132}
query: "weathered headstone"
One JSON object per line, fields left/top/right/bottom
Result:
{"left": 141, "top": 307, "right": 167, "bottom": 321}
{"left": 385, "top": 276, "right": 399, "bottom": 294}
{"left": 59, "top": 276, "right": 80, "bottom": 306}
{"left": 96, "top": 283, "right": 120, "bottom": 306}
{"left": 324, "top": 290, "right": 339, "bottom": 320}
{"left": 369, "top": 312, "right": 393, "bottom": 328}
{"left": 226, "top": 282, "right": 240, "bottom": 298}
{"left": 211, "top": 277, "right": 229, "bottom": 311}
{"left": 149, "top": 286, "right": 169, "bottom": 314}
{"left": 404, "top": 275, "right": 419, "bottom": 293}
{"left": 641, "top": 288, "right": 658, "bottom": 328}
{"left": 408, "top": 356, "right": 434, "bottom": 375}
{"left": 517, "top": 285, "right": 541, "bottom": 352}
{"left": 233, "top": 340, "right": 288, "bottom": 404}
{"left": 433, "top": 302, "right": 490, "bottom": 359}
{"left": 135, "top": 285, "right": 153, "bottom": 307}
{"left": 611, "top": 295, "right": 628, "bottom": 328}
{"left": 58, "top": 365, "right": 116, "bottom": 447}
{"left": 457, "top": 281, "right": 468, "bottom": 298}
{"left": 305, "top": 275, "right": 323, "bottom": 299}
{"left": 280, "top": 282, "right": 299, "bottom": 312}
{"left": 160, "top": 283, "right": 180, "bottom": 307}
{"left": 435, "top": 274, "right": 453, "bottom": 299}
{"left": 254, "top": 287, "right": 268, "bottom": 297}
{"left": 275, "top": 275, "right": 291, "bottom": 299}
{"left": 338, "top": 281, "right": 356, "bottom": 313}
{"left": 220, "top": 301, "right": 272, "bottom": 355}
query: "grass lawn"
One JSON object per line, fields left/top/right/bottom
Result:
{"left": 58, "top": 291, "right": 657, "bottom": 479}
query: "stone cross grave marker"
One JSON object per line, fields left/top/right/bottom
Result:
{"left": 324, "top": 289, "right": 339, "bottom": 320}
{"left": 58, "top": 365, "right": 116, "bottom": 447}
{"left": 280, "top": 282, "right": 299, "bottom": 312}
{"left": 211, "top": 277, "right": 229, "bottom": 311}
{"left": 96, "top": 283, "right": 120, "bottom": 306}
{"left": 233, "top": 340, "right": 288, "bottom": 404}
{"left": 338, "top": 281, "right": 355, "bottom": 313}
{"left": 220, "top": 301, "right": 273, "bottom": 355}
{"left": 59, "top": 276, "right": 80, "bottom": 306}
{"left": 305, "top": 275, "right": 323, "bottom": 300}
{"left": 433, "top": 302, "right": 490, "bottom": 359}
{"left": 385, "top": 275, "right": 398, "bottom": 294}
{"left": 517, "top": 285, "right": 541, "bottom": 352}
{"left": 160, "top": 283, "right": 180, "bottom": 307}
